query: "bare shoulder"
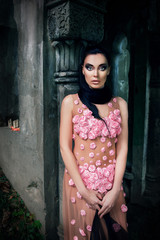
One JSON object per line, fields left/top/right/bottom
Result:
{"left": 116, "top": 97, "right": 128, "bottom": 118}
{"left": 61, "top": 94, "right": 74, "bottom": 111}
{"left": 116, "top": 97, "right": 128, "bottom": 109}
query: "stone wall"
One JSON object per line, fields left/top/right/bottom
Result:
{"left": 0, "top": 0, "right": 46, "bottom": 231}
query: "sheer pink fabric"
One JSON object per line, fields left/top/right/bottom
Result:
{"left": 63, "top": 94, "right": 128, "bottom": 240}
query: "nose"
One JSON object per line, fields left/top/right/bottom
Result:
{"left": 93, "top": 68, "right": 98, "bottom": 77}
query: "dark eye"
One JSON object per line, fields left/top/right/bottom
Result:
{"left": 85, "top": 64, "right": 93, "bottom": 71}
{"left": 99, "top": 65, "right": 107, "bottom": 71}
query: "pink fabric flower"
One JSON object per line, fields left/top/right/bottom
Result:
{"left": 110, "top": 120, "right": 119, "bottom": 129}
{"left": 96, "top": 160, "right": 102, "bottom": 166}
{"left": 83, "top": 163, "right": 88, "bottom": 169}
{"left": 74, "top": 99, "right": 79, "bottom": 105}
{"left": 114, "top": 109, "right": 120, "bottom": 116}
{"left": 86, "top": 182, "right": 95, "bottom": 190}
{"left": 74, "top": 124, "right": 80, "bottom": 134}
{"left": 80, "top": 209, "right": 86, "bottom": 216}
{"left": 96, "top": 167, "right": 104, "bottom": 178}
{"left": 86, "top": 225, "right": 92, "bottom": 231}
{"left": 115, "top": 138, "right": 118, "bottom": 143}
{"left": 109, "top": 160, "right": 112, "bottom": 163}
{"left": 71, "top": 197, "right": 76, "bottom": 203}
{"left": 72, "top": 115, "right": 79, "bottom": 124}
{"left": 113, "top": 97, "right": 117, "bottom": 103}
{"left": 108, "top": 173, "right": 114, "bottom": 182}
{"left": 90, "top": 142, "right": 96, "bottom": 149}
{"left": 69, "top": 179, "right": 75, "bottom": 186}
{"left": 80, "top": 126, "right": 90, "bottom": 134}
{"left": 79, "top": 228, "right": 86, "bottom": 237}
{"left": 81, "top": 170, "right": 90, "bottom": 178}
{"left": 102, "top": 156, "right": 107, "bottom": 161}
{"left": 107, "top": 141, "right": 112, "bottom": 148}
{"left": 72, "top": 134, "right": 75, "bottom": 140}
{"left": 113, "top": 223, "right": 121, "bottom": 232}
{"left": 92, "top": 126, "right": 101, "bottom": 136}
{"left": 98, "top": 186, "right": 107, "bottom": 194}
{"left": 82, "top": 104, "right": 87, "bottom": 108}
{"left": 83, "top": 109, "right": 92, "bottom": 117}
{"left": 79, "top": 132, "right": 87, "bottom": 140}
{"left": 88, "top": 131, "right": 96, "bottom": 140}
{"left": 79, "top": 116, "right": 87, "bottom": 125}
{"left": 73, "top": 236, "right": 78, "bottom": 240}
{"left": 89, "top": 152, "right": 94, "bottom": 158}
{"left": 77, "top": 192, "right": 82, "bottom": 199}
{"left": 79, "top": 165, "right": 84, "bottom": 174}
{"left": 80, "top": 157, "right": 85, "bottom": 161}
{"left": 106, "top": 182, "right": 112, "bottom": 190}
{"left": 107, "top": 164, "right": 114, "bottom": 171}
{"left": 101, "top": 147, "right": 106, "bottom": 153}
{"left": 96, "top": 153, "right": 100, "bottom": 156}
{"left": 88, "top": 117, "right": 97, "bottom": 127}
{"left": 88, "top": 165, "right": 96, "bottom": 172}
{"left": 71, "top": 219, "right": 76, "bottom": 225}
{"left": 80, "top": 144, "right": 85, "bottom": 150}
{"left": 100, "top": 137, "right": 106, "bottom": 143}
{"left": 78, "top": 108, "right": 83, "bottom": 114}
{"left": 103, "top": 169, "right": 110, "bottom": 177}
{"left": 101, "top": 126, "right": 109, "bottom": 136}
{"left": 108, "top": 102, "right": 113, "bottom": 108}
{"left": 109, "top": 149, "right": 114, "bottom": 156}
{"left": 121, "top": 204, "right": 128, "bottom": 212}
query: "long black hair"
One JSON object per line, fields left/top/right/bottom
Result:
{"left": 78, "top": 44, "right": 112, "bottom": 120}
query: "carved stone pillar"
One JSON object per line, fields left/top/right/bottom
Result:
{"left": 52, "top": 40, "right": 86, "bottom": 83}
{"left": 46, "top": 0, "right": 107, "bottom": 238}
{"left": 112, "top": 33, "right": 130, "bottom": 102}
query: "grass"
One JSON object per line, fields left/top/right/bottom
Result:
{"left": 0, "top": 168, "right": 45, "bottom": 240}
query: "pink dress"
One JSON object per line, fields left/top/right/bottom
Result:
{"left": 63, "top": 94, "right": 128, "bottom": 240}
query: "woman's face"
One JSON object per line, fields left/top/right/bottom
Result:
{"left": 82, "top": 53, "right": 110, "bottom": 89}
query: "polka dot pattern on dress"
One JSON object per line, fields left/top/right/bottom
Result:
{"left": 121, "top": 204, "right": 128, "bottom": 213}
{"left": 79, "top": 228, "right": 86, "bottom": 237}
{"left": 80, "top": 209, "right": 86, "bottom": 216}
{"left": 80, "top": 144, "right": 85, "bottom": 150}
{"left": 74, "top": 99, "right": 79, "bottom": 105}
{"left": 89, "top": 152, "right": 94, "bottom": 158}
{"left": 73, "top": 236, "right": 78, "bottom": 240}
{"left": 101, "top": 147, "right": 106, "bottom": 153}
{"left": 71, "top": 219, "right": 76, "bottom": 225}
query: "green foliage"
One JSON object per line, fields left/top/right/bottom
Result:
{"left": 0, "top": 168, "right": 45, "bottom": 240}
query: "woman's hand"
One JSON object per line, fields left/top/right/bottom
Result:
{"left": 82, "top": 189, "right": 103, "bottom": 211}
{"left": 98, "top": 189, "right": 120, "bottom": 218}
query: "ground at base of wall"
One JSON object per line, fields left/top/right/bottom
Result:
{"left": 0, "top": 167, "right": 45, "bottom": 240}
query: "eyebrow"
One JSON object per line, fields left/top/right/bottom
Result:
{"left": 85, "top": 63, "right": 108, "bottom": 66}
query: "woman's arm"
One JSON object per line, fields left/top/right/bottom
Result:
{"left": 112, "top": 97, "right": 128, "bottom": 192}
{"left": 98, "top": 97, "right": 128, "bottom": 218}
{"left": 60, "top": 95, "right": 102, "bottom": 210}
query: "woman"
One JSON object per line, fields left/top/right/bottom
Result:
{"left": 60, "top": 45, "right": 128, "bottom": 240}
